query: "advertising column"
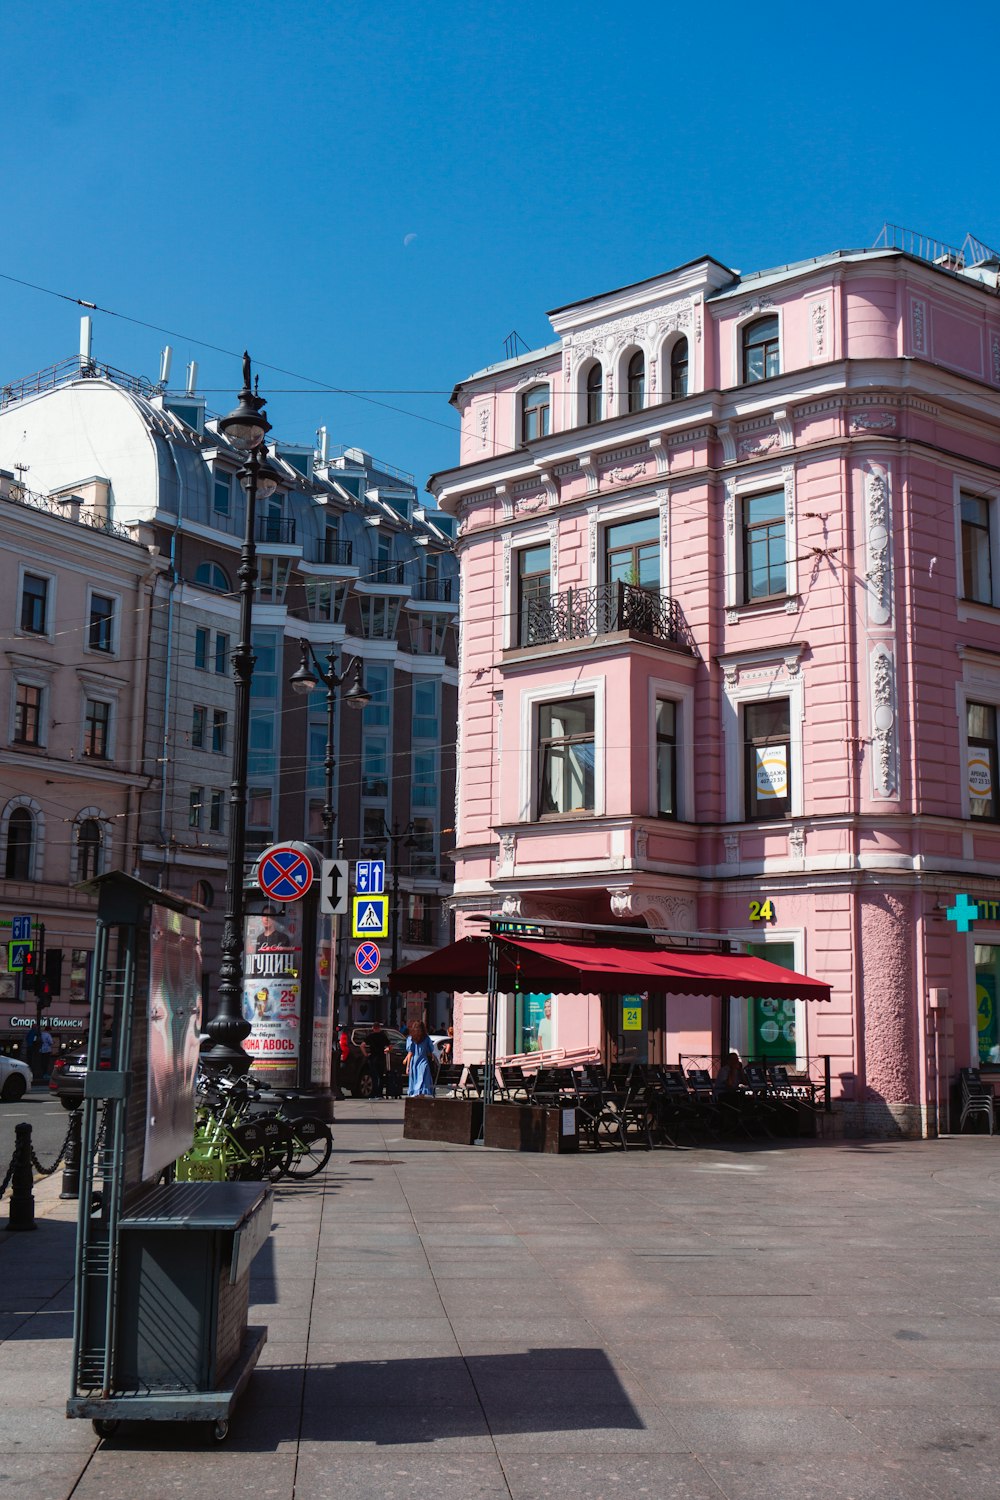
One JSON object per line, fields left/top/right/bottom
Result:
{"left": 242, "top": 905, "right": 304, "bottom": 1089}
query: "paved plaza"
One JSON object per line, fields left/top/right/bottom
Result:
{"left": 3, "top": 1103, "right": 1000, "bottom": 1498}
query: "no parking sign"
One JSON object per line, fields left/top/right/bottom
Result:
{"left": 258, "top": 845, "right": 314, "bottom": 902}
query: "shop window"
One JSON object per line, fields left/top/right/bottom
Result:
{"left": 742, "top": 489, "right": 787, "bottom": 600}
{"left": 521, "top": 385, "right": 550, "bottom": 443}
{"left": 961, "top": 493, "right": 993, "bottom": 605}
{"left": 968, "top": 702, "right": 999, "bottom": 820}
{"left": 538, "top": 697, "right": 595, "bottom": 816}
{"left": 742, "top": 315, "right": 780, "bottom": 383}
{"left": 733, "top": 942, "right": 799, "bottom": 1063}
{"left": 975, "top": 945, "right": 1000, "bottom": 1065}
{"left": 744, "top": 700, "right": 791, "bottom": 820}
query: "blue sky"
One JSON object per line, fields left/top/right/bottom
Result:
{"left": 2, "top": 1, "right": 995, "bottom": 491}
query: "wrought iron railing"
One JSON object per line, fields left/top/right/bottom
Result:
{"left": 411, "top": 578, "right": 453, "bottom": 602}
{"left": 522, "top": 582, "right": 690, "bottom": 649}
{"left": 312, "top": 537, "right": 353, "bottom": 565}
{"left": 0, "top": 479, "right": 137, "bottom": 544}
{"left": 0, "top": 355, "right": 156, "bottom": 409}
{"left": 366, "top": 562, "right": 407, "bottom": 585}
{"left": 256, "top": 517, "right": 297, "bottom": 545}
{"left": 405, "top": 917, "right": 435, "bottom": 945}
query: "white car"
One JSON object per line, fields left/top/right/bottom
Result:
{"left": 0, "top": 1054, "right": 31, "bottom": 1103}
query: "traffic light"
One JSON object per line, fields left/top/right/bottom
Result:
{"left": 20, "top": 948, "right": 37, "bottom": 994}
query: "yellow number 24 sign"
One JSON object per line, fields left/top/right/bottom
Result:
{"left": 622, "top": 1005, "right": 643, "bottom": 1031}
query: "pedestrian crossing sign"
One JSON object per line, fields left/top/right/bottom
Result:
{"left": 352, "top": 895, "right": 389, "bottom": 939}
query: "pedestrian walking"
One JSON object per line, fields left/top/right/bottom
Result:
{"left": 363, "top": 1022, "right": 391, "bottom": 1098}
{"left": 405, "top": 1021, "right": 436, "bottom": 1097}
{"left": 39, "top": 1027, "right": 55, "bottom": 1083}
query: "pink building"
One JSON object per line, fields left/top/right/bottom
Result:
{"left": 429, "top": 230, "right": 1000, "bottom": 1137}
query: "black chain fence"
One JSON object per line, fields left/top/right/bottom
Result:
{"left": 0, "top": 1110, "right": 106, "bottom": 1208}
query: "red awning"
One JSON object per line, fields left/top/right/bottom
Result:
{"left": 392, "top": 936, "right": 831, "bottom": 1001}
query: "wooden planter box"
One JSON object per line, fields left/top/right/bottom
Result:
{"left": 403, "top": 1095, "right": 483, "bottom": 1145}
{"left": 484, "top": 1103, "right": 579, "bottom": 1154}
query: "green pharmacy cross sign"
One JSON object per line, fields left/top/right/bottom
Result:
{"left": 946, "top": 894, "right": 1000, "bottom": 933}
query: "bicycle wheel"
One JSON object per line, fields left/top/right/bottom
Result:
{"left": 228, "top": 1119, "right": 293, "bottom": 1181}
{"left": 283, "top": 1117, "right": 333, "bottom": 1179}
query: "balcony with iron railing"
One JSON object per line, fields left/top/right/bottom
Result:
{"left": 363, "top": 562, "right": 408, "bottom": 586}
{"left": 255, "top": 517, "right": 298, "bottom": 546}
{"left": 410, "top": 578, "right": 454, "bottom": 603}
{"left": 311, "top": 537, "right": 354, "bottom": 566}
{"left": 405, "top": 916, "right": 436, "bottom": 945}
{"left": 518, "top": 582, "right": 693, "bottom": 653}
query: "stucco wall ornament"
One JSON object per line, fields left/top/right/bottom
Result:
{"left": 740, "top": 296, "right": 774, "bottom": 317}
{"left": 851, "top": 411, "right": 897, "bottom": 433}
{"left": 789, "top": 824, "right": 805, "bottom": 860}
{"left": 738, "top": 434, "right": 779, "bottom": 460}
{"left": 724, "top": 834, "right": 740, "bottom": 865}
{"left": 634, "top": 827, "right": 649, "bottom": 861}
{"left": 500, "top": 894, "right": 522, "bottom": 918}
{"left": 912, "top": 300, "right": 926, "bottom": 354}
{"left": 502, "top": 533, "right": 512, "bottom": 590}
{"left": 498, "top": 833, "right": 516, "bottom": 873}
{"left": 609, "top": 888, "right": 634, "bottom": 919}
{"left": 515, "top": 495, "right": 547, "bottom": 514}
{"left": 810, "top": 301, "right": 827, "bottom": 359}
{"left": 477, "top": 405, "right": 491, "bottom": 449}
{"left": 864, "top": 466, "right": 893, "bottom": 626}
{"left": 992, "top": 333, "right": 1000, "bottom": 386}
{"left": 870, "top": 647, "right": 898, "bottom": 798}
{"left": 607, "top": 462, "right": 645, "bottom": 485}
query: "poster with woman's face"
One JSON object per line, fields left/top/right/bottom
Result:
{"left": 243, "top": 907, "right": 302, "bottom": 1077}
{"left": 143, "top": 910, "right": 202, "bottom": 1181}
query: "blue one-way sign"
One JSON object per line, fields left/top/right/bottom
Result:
{"left": 355, "top": 860, "right": 385, "bottom": 895}
{"left": 11, "top": 915, "right": 31, "bottom": 942}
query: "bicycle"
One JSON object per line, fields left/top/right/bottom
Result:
{"left": 177, "top": 1077, "right": 292, "bottom": 1182}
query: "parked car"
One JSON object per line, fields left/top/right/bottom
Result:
{"left": 0, "top": 1054, "right": 31, "bottom": 1102}
{"left": 50, "top": 1045, "right": 112, "bottom": 1111}
{"left": 339, "top": 1026, "right": 408, "bottom": 1097}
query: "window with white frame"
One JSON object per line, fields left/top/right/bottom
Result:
{"left": 655, "top": 699, "right": 677, "bottom": 818}
{"left": 13, "top": 682, "right": 44, "bottom": 745}
{"left": 521, "top": 385, "right": 550, "bottom": 443}
{"left": 87, "top": 592, "right": 116, "bottom": 653}
{"left": 742, "top": 315, "right": 780, "bottom": 383}
{"left": 518, "top": 543, "right": 551, "bottom": 646}
{"left": 626, "top": 351, "right": 645, "bottom": 413}
{"left": 961, "top": 493, "right": 993, "bottom": 605}
{"left": 967, "top": 702, "right": 999, "bottom": 820}
{"left": 744, "top": 700, "right": 791, "bottom": 820}
{"left": 586, "top": 363, "right": 604, "bottom": 424}
{"left": 742, "top": 489, "right": 787, "bottom": 600}
{"left": 606, "top": 515, "right": 659, "bottom": 592}
{"left": 538, "top": 697, "right": 595, "bottom": 816}
{"left": 19, "top": 572, "right": 50, "bottom": 635}
{"left": 670, "top": 338, "right": 689, "bottom": 400}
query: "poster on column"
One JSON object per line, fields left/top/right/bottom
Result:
{"left": 143, "top": 911, "right": 203, "bottom": 1181}
{"left": 311, "top": 912, "right": 335, "bottom": 1085}
{"left": 243, "top": 906, "right": 302, "bottom": 1082}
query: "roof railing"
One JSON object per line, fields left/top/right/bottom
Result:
{"left": 873, "top": 223, "right": 1000, "bottom": 269}
{"left": 0, "top": 355, "right": 155, "bottom": 409}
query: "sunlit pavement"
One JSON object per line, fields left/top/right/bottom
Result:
{"left": 3, "top": 1104, "right": 1000, "bottom": 1499}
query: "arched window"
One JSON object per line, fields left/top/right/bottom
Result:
{"left": 5, "top": 808, "right": 33, "bottom": 880}
{"left": 586, "top": 364, "right": 604, "bottom": 424}
{"left": 670, "top": 338, "right": 689, "bottom": 400}
{"left": 195, "top": 561, "right": 231, "bottom": 593}
{"left": 77, "top": 818, "right": 103, "bottom": 881}
{"left": 521, "top": 385, "right": 550, "bottom": 443}
{"left": 742, "top": 316, "right": 780, "bottom": 383}
{"left": 626, "top": 352, "right": 645, "bottom": 413}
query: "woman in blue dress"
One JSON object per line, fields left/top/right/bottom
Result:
{"left": 405, "top": 1021, "right": 436, "bottom": 1097}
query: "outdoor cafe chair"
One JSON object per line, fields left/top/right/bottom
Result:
{"left": 959, "top": 1067, "right": 995, "bottom": 1135}
{"left": 494, "top": 1063, "right": 530, "bottom": 1101}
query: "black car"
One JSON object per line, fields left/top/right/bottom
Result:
{"left": 338, "top": 1026, "right": 409, "bottom": 1097}
{"left": 50, "top": 1046, "right": 111, "bottom": 1110}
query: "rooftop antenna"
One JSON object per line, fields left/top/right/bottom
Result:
{"left": 159, "top": 346, "right": 173, "bottom": 386}
{"left": 79, "top": 315, "right": 93, "bottom": 371}
{"left": 185, "top": 360, "right": 198, "bottom": 397}
{"left": 316, "top": 425, "right": 329, "bottom": 462}
{"left": 503, "top": 329, "right": 530, "bottom": 361}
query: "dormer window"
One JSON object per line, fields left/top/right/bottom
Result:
{"left": 521, "top": 385, "right": 550, "bottom": 443}
{"left": 586, "top": 364, "right": 604, "bottom": 424}
{"left": 742, "top": 316, "right": 780, "bottom": 383}
{"left": 626, "top": 352, "right": 645, "bottom": 413}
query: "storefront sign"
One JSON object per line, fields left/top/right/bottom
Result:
{"left": 622, "top": 1004, "right": 643, "bottom": 1031}
{"left": 969, "top": 750, "right": 993, "bottom": 806}
{"left": 946, "top": 894, "right": 1000, "bottom": 932}
{"left": 4, "top": 1015, "right": 85, "bottom": 1030}
{"left": 749, "top": 899, "right": 776, "bottom": 922}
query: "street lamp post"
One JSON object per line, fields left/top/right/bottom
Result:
{"left": 289, "top": 640, "right": 370, "bottom": 1071}
{"left": 201, "top": 354, "right": 284, "bottom": 1078}
{"left": 384, "top": 819, "right": 417, "bottom": 1030}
